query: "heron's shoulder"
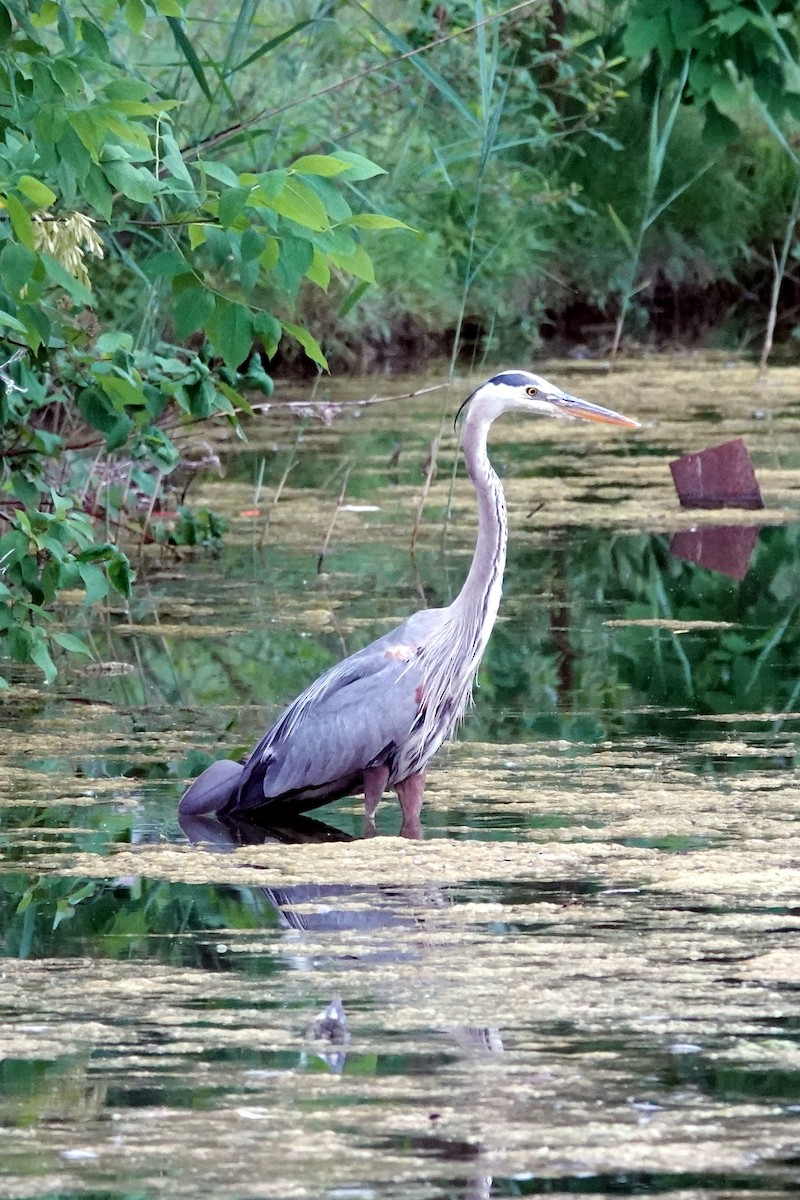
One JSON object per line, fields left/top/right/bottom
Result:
{"left": 393, "top": 606, "right": 447, "bottom": 642}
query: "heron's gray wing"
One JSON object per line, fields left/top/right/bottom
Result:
{"left": 231, "top": 625, "right": 434, "bottom": 815}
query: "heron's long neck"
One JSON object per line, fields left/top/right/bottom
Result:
{"left": 451, "top": 410, "right": 507, "bottom": 652}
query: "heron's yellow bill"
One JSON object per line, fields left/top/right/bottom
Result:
{"left": 555, "top": 393, "right": 640, "bottom": 429}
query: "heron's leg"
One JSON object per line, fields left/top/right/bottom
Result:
{"left": 363, "top": 764, "right": 389, "bottom": 820}
{"left": 395, "top": 770, "right": 426, "bottom": 840}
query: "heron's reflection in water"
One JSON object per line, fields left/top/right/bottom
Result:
{"left": 180, "top": 809, "right": 499, "bottom": 1198}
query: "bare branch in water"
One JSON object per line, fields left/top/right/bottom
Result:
{"left": 317, "top": 465, "right": 353, "bottom": 575}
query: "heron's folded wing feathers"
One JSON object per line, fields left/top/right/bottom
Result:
{"left": 234, "top": 644, "right": 425, "bottom": 810}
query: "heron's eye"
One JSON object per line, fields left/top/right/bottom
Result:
{"left": 526, "top": 386, "right": 538, "bottom": 397}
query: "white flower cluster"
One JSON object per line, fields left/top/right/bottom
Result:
{"left": 32, "top": 212, "right": 105, "bottom": 287}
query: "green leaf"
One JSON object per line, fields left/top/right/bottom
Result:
{"left": 99, "top": 372, "right": 148, "bottom": 410}
{"left": 266, "top": 178, "right": 328, "bottom": 231}
{"left": 233, "top": 19, "right": 313, "bottom": 71}
{"left": 103, "top": 161, "right": 159, "bottom": 203}
{"left": 290, "top": 154, "right": 351, "bottom": 178}
{"left": 338, "top": 278, "right": 370, "bottom": 318}
{"left": 53, "top": 898, "right": 75, "bottom": 930}
{"left": 5, "top": 195, "right": 35, "bottom": 249}
{"left": 167, "top": 16, "right": 213, "bottom": 101}
{"left": 702, "top": 101, "right": 740, "bottom": 147}
{"left": 29, "top": 634, "right": 57, "bottom": 684}
{"left": 107, "top": 554, "right": 133, "bottom": 598}
{"left": 17, "top": 303, "right": 49, "bottom": 352}
{"left": 344, "top": 213, "right": 413, "bottom": 231}
{"left": 0, "top": 529, "right": 29, "bottom": 565}
{"left": 77, "top": 386, "right": 118, "bottom": 433}
{"left": 713, "top": 6, "right": 750, "bottom": 35}
{"left": 144, "top": 249, "right": 190, "bottom": 278}
{"left": 252, "top": 311, "right": 281, "bottom": 357}
{"left": 259, "top": 237, "right": 280, "bottom": 272}
{"left": 0, "top": 309, "right": 27, "bottom": 334}
{"left": 218, "top": 186, "right": 251, "bottom": 228}
{"left": 329, "top": 243, "right": 375, "bottom": 283}
{"left": 282, "top": 321, "right": 328, "bottom": 369}
{"left": 68, "top": 111, "right": 102, "bottom": 163}
{"left": 325, "top": 150, "right": 386, "bottom": 182}
{"left": 199, "top": 160, "right": 240, "bottom": 187}
{"left": 305, "top": 248, "right": 330, "bottom": 290}
{"left": 206, "top": 300, "right": 254, "bottom": 368}
{"left": 303, "top": 174, "right": 352, "bottom": 223}
{"left": 607, "top": 204, "right": 636, "bottom": 256}
{"left": 78, "top": 561, "right": 108, "bottom": 604}
{"left": 81, "top": 165, "right": 113, "bottom": 219}
{"left": 106, "top": 413, "right": 135, "bottom": 451}
{"left": 76, "top": 543, "right": 115, "bottom": 563}
{"left": 125, "top": 0, "right": 146, "bottom": 35}
{"left": 0, "top": 241, "right": 37, "bottom": 295}
{"left": 275, "top": 235, "right": 313, "bottom": 295}
{"left": 188, "top": 223, "right": 212, "bottom": 249}
{"left": 172, "top": 286, "right": 215, "bottom": 338}
{"left": 52, "top": 631, "right": 93, "bottom": 656}
{"left": 94, "top": 331, "right": 134, "bottom": 355}
{"left": 17, "top": 176, "right": 58, "bottom": 208}
{"left": 240, "top": 228, "right": 265, "bottom": 262}
{"left": 81, "top": 19, "right": 109, "bottom": 57}
{"left": 158, "top": 125, "right": 196, "bottom": 198}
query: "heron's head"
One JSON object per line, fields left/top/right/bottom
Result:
{"left": 456, "top": 370, "right": 639, "bottom": 429}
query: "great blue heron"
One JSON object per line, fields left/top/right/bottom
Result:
{"left": 179, "top": 370, "right": 639, "bottom": 835}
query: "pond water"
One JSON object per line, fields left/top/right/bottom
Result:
{"left": 3, "top": 357, "right": 800, "bottom": 1199}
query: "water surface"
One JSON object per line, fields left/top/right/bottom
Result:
{"left": 3, "top": 358, "right": 800, "bottom": 1198}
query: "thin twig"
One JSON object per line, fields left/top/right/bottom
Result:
{"left": 411, "top": 435, "right": 441, "bottom": 555}
{"left": 139, "top": 471, "right": 165, "bottom": 547}
{"left": 258, "top": 419, "right": 307, "bottom": 550}
{"left": 759, "top": 175, "right": 800, "bottom": 380}
{"left": 317, "top": 464, "right": 352, "bottom": 574}
{"left": 78, "top": 445, "right": 106, "bottom": 506}
{"left": 249, "top": 381, "right": 450, "bottom": 422}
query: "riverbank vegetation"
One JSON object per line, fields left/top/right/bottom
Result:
{"left": 2, "top": 0, "right": 800, "bottom": 680}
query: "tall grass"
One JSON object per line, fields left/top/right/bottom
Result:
{"left": 607, "top": 54, "right": 714, "bottom": 356}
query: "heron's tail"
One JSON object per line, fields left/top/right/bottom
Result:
{"left": 178, "top": 759, "right": 243, "bottom": 815}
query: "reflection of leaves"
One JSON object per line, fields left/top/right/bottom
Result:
{"left": 1, "top": 820, "right": 280, "bottom": 961}
{"left": 53, "top": 881, "right": 97, "bottom": 929}
{"left": 607, "top": 527, "right": 800, "bottom": 719}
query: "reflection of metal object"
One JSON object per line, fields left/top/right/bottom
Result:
{"left": 670, "top": 438, "right": 764, "bottom": 509}
{"left": 180, "top": 371, "right": 638, "bottom": 833}
{"left": 669, "top": 525, "right": 762, "bottom": 580}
